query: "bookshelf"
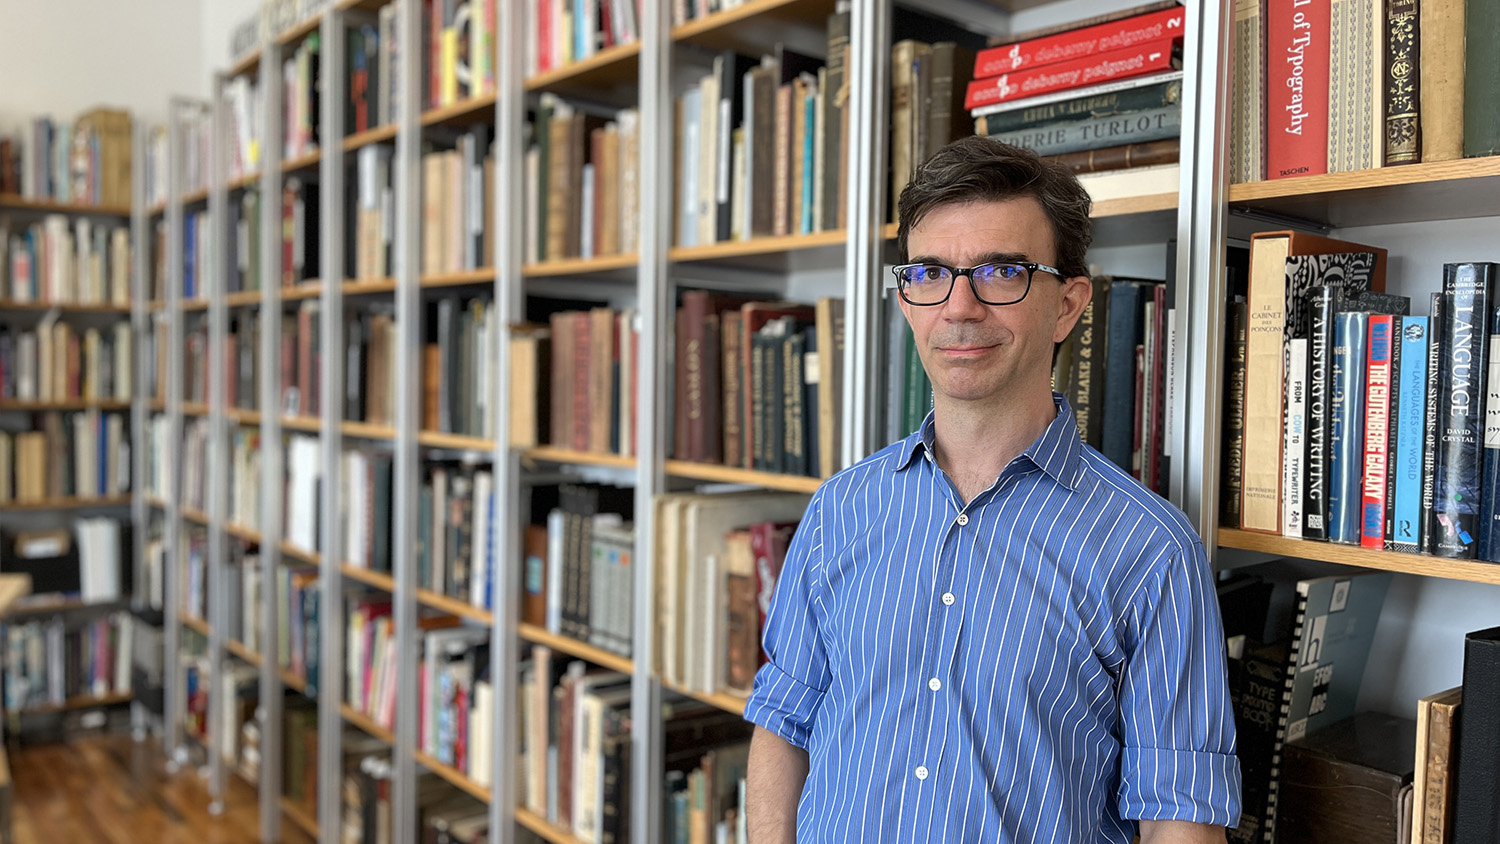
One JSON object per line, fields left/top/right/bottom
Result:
{"left": 142, "top": 1, "right": 1250, "bottom": 843}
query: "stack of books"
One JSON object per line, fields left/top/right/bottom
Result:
{"left": 967, "top": 3, "right": 1184, "bottom": 196}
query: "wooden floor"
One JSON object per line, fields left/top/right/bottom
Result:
{"left": 10, "top": 733, "right": 305, "bottom": 844}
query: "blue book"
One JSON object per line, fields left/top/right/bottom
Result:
{"left": 1391, "top": 316, "right": 1429, "bottom": 553}
{"left": 1433, "top": 263, "right": 1496, "bottom": 558}
{"left": 1101, "top": 280, "right": 1154, "bottom": 473}
{"left": 1328, "top": 311, "right": 1368, "bottom": 544}
{"left": 184, "top": 212, "right": 196, "bottom": 299}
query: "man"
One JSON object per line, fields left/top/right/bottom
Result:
{"left": 742, "top": 136, "right": 1241, "bottom": 843}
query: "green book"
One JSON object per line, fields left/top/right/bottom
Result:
{"left": 1464, "top": 0, "right": 1500, "bottom": 156}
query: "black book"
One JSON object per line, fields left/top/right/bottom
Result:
{"left": 1422, "top": 292, "right": 1445, "bottom": 553}
{"left": 1432, "top": 263, "right": 1497, "bottom": 558}
{"left": 713, "top": 51, "right": 758, "bottom": 243}
{"left": 1453, "top": 626, "right": 1500, "bottom": 844}
{"left": 803, "top": 325, "right": 820, "bottom": 478}
{"left": 1302, "top": 285, "right": 1341, "bottom": 540}
{"left": 1478, "top": 281, "right": 1500, "bottom": 561}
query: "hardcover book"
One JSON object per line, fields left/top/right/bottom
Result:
{"left": 1432, "top": 263, "right": 1498, "bottom": 558}
{"left": 1453, "top": 627, "right": 1500, "bottom": 844}
{"left": 964, "top": 40, "right": 1181, "bottom": 111}
{"left": 1391, "top": 316, "right": 1429, "bottom": 552}
{"left": 1266, "top": 0, "right": 1331, "bottom": 178}
{"left": 973, "top": 5, "right": 1185, "bottom": 78}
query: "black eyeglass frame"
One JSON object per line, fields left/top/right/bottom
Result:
{"left": 890, "top": 260, "right": 1066, "bottom": 306}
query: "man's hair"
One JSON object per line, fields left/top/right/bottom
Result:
{"left": 896, "top": 136, "right": 1093, "bottom": 280}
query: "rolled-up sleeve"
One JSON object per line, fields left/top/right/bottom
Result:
{"left": 1116, "top": 541, "right": 1243, "bottom": 828}
{"left": 743, "top": 494, "right": 830, "bottom": 750}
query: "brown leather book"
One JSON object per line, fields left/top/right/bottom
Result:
{"left": 1048, "top": 138, "right": 1181, "bottom": 173}
{"left": 1277, "top": 712, "right": 1417, "bottom": 844}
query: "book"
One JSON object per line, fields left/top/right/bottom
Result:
{"left": 1327, "top": 0, "right": 1382, "bottom": 173}
{"left": 1230, "top": 0, "right": 1266, "bottom": 182}
{"left": 1432, "top": 263, "right": 1498, "bottom": 558}
{"left": 1223, "top": 298, "right": 1248, "bottom": 526}
{"left": 1283, "top": 337, "right": 1307, "bottom": 537}
{"left": 1069, "top": 276, "right": 1112, "bottom": 450}
{"left": 972, "top": 5, "right": 1186, "bottom": 79}
{"left": 1277, "top": 712, "right": 1418, "bottom": 844}
{"left": 1412, "top": 686, "right": 1462, "bottom": 844}
{"left": 975, "top": 75, "right": 1183, "bottom": 136}
{"left": 1419, "top": 0, "right": 1465, "bottom": 162}
{"left": 1463, "top": 0, "right": 1500, "bottom": 157}
{"left": 970, "top": 69, "right": 1184, "bottom": 118}
{"left": 1453, "top": 627, "right": 1500, "bottom": 844}
{"left": 1241, "top": 233, "right": 1386, "bottom": 534}
{"left": 1361, "top": 315, "right": 1395, "bottom": 548}
{"left": 1384, "top": 0, "right": 1421, "bottom": 165}
{"left": 1266, "top": 0, "right": 1331, "bottom": 178}
{"left": 964, "top": 40, "right": 1181, "bottom": 111}
{"left": 1329, "top": 311, "right": 1369, "bottom": 544}
{"left": 985, "top": 103, "right": 1181, "bottom": 158}
{"left": 1392, "top": 316, "right": 1430, "bottom": 552}
{"left": 1049, "top": 137, "right": 1180, "bottom": 173}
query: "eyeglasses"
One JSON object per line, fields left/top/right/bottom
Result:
{"left": 891, "top": 260, "right": 1064, "bottom": 306}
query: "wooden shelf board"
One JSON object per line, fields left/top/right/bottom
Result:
{"left": 227, "top": 49, "right": 261, "bottom": 79}
{"left": 0, "top": 300, "right": 132, "bottom": 314}
{"left": 524, "top": 41, "right": 641, "bottom": 93}
{"left": 148, "top": 202, "right": 167, "bottom": 218}
{"left": 181, "top": 187, "right": 210, "bottom": 207}
{"left": 336, "top": 0, "right": 393, "bottom": 12}
{"left": 6, "top": 595, "right": 127, "bottom": 616}
{"left": 2, "top": 495, "right": 131, "bottom": 511}
{"left": 225, "top": 290, "right": 262, "bottom": 307}
{"left": 420, "top": 268, "right": 495, "bottom": 288}
{"left": 0, "top": 398, "right": 131, "bottom": 411}
{"left": 226, "top": 407, "right": 263, "bottom": 425}
{"left": 146, "top": 495, "right": 168, "bottom": 509}
{"left": 418, "top": 430, "right": 495, "bottom": 451}
{"left": 182, "top": 615, "right": 212, "bottom": 637}
{"left": 515, "top": 808, "right": 585, "bottom": 844}
{"left": 182, "top": 298, "right": 211, "bottom": 312}
{"left": 280, "top": 542, "right": 321, "bottom": 566}
{"left": 662, "top": 680, "right": 748, "bottom": 716}
{"left": 665, "top": 460, "right": 822, "bottom": 493}
{"left": 344, "top": 277, "right": 398, "bottom": 295}
{"left": 343, "top": 421, "right": 396, "bottom": 440}
{"left": 340, "top": 564, "right": 396, "bottom": 592}
{"left": 226, "top": 639, "right": 262, "bottom": 667}
{"left": 275, "top": 14, "right": 322, "bottom": 47}
{"left": 227, "top": 170, "right": 261, "bottom": 192}
{"left": 340, "top": 703, "right": 394, "bottom": 743}
{"left": 18, "top": 690, "right": 133, "bottom": 715}
{"left": 182, "top": 506, "right": 209, "bottom": 526}
{"left": 517, "top": 623, "right": 634, "bottom": 674}
{"left": 149, "top": 400, "right": 166, "bottom": 411}
{"left": 416, "top": 589, "right": 494, "bottom": 625}
{"left": 522, "top": 253, "right": 638, "bottom": 278}
{"left": 278, "top": 797, "right": 319, "bottom": 838}
{"left": 522, "top": 446, "right": 637, "bottom": 470}
{"left": 1228, "top": 155, "right": 1500, "bottom": 227}
{"left": 1093, "top": 192, "right": 1179, "bottom": 217}
{"left": 671, "top": 230, "right": 845, "bottom": 263}
{"left": 1218, "top": 528, "right": 1500, "bottom": 586}
{"left": 414, "top": 750, "right": 491, "bottom": 802}
{"left": 0, "top": 573, "right": 31, "bottom": 617}
{"left": 281, "top": 414, "right": 323, "bottom": 432}
{"left": 420, "top": 94, "right": 498, "bottom": 128}
{"left": 224, "top": 521, "right": 263, "bottom": 543}
{"left": 148, "top": 300, "right": 166, "bottom": 311}
{"left": 282, "top": 149, "right": 322, "bottom": 174}
{"left": 280, "top": 668, "right": 310, "bottom": 695}
{"left": 0, "top": 194, "right": 131, "bottom": 217}
{"left": 280, "top": 281, "right": 325, "bottom": 301}
{"left": 343, "top": 123, "right": 398, "bottom": 152}
{"left": 671, "top": 0, "right": 838, "bottom": 53}
{"left": 182, "top": 402, "right": 210, "bottom": 416}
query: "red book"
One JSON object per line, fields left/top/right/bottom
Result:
{"left": 973, "top": 6, "right": 1186, "bottom": 79}
{"left": 963, "top": 38, "right": 1178, "bottom": 110}
{"left": 1265, "top": 0, "right": 1330, "bottom": 179}
{"left": 571, "top": 311, "right": 592, "bottom": 452}
{"left": 1361, "top": 315, "right": 1395, "bottom": 549}
{"left": 750, "top": 520, "right": 798, "bottom": 663}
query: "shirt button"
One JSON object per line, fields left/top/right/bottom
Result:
{"left": 956, "top": 513, "right": 969, "bottom": 526}
{"left": 915, "top": 766, "right": 929, "bottom": 780}
{"left": 928, "top": 678, "right": 942, "bottom": 691}
{"left": 941, "top": 592, "right": 955, "bottom": 605}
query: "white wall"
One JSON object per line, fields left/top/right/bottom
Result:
{"left": 201, "top": 0, "right": 264, "bottom": 79}
{"left": 0, "top": 0, "right": 207, "bottom": 136}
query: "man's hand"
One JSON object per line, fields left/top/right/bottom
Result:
{"left": 746, "top": 726, "right": 810, "bottom": 844}
{"left": 1139, "top": 820, "right": 1228, "bottom": 844}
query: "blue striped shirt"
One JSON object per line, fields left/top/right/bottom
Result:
{"left": 744, "top": 395, "right": 1241, "bottom": 842}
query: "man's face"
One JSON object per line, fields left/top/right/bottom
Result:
{"left": 900, "top": 196, "right": 1092, "bottom": 408}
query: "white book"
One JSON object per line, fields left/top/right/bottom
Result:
{"left": 77, "top": 517, "right": 121, "bottom": 602}
{"left": 1076, "top": 164, "right": 1181, "bottom": 204}
{"left": 580, "top": 162, "right": 596, "bottom": 260}
{"left": 470, "top": 469, "right": 492, "bottom": 608}
{"left": 545, "top": 508, "right": 566, "bottom": 633}
{"left": 1284, "top": 337, "right": 1308, "bottom": 537}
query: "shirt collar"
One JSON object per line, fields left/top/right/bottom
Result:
{"left": 891, "top": 393, "right": 1085, "bottom": 491}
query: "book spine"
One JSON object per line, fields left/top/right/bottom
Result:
{"left": 963, "top": 39, "right": 1179, "bottom": 111}
{"left": 973, "top": 6, "right": 1186, "bottom": 77}
{"left": 979, "top": 77, "right": 1184, "bottom": 136}
{"left": 1265, "top": 0, "right": 1331, "bottom": 179}
{"left": 988, "top": 104, "right": 1181, "bottom": 158}
{"left": 1303, "top": 286, "right": 1337, "bottom": 539}
{"left": 1361, "top": 315, "right": 1394, "bottom": 548}
{"left": 1452, "top": 629, "right": 1500, "bottom": 844}
{"left": 1102, "top": 282, "right": 1144, "bottom": 472}
{"left": 1422, "top": 292, "right": 1446, "bottom": 552}
{"left": 1391, "top": 316, "right": 1429, "bottom": 552}
{"left": 1046, "top": 137, "right": 1181, "bottom": 173}
{"left": 1384, "top": 0, "right": 1421, "bottom": 165}
{"left": 1068, "top": 278, "right": 1109, "bottom": 450}
{"left": 1481, "top": 293, "right": 1500, "bottom": 561}
{"left": 1432, "top": 263, "right": 1495, "bottom": 558}
{"left": 1328, "top": 311, "right": 1367, "bottom": 544}
{"left": 1283, "top": 337, "right": 1308, "bottom": 536}
{"left": 1383, "top": 317, "right": 1405, "bottom": 549}
{"left": 1463, "top": 0, "right": 1500, "bottom": 157}
{"left": 1223, "top": 299, "right": 1248, "bottom": 527}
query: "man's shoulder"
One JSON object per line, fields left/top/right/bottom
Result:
{"left": 1073, "top": 444, "right": 1203, "bottom": 554}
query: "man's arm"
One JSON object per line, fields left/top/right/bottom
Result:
{"left": 746, "top": 725, "right": 809, "bottom": 844}
{"left": 1139, "top": 820, "right": 1227, "bottom": 844}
